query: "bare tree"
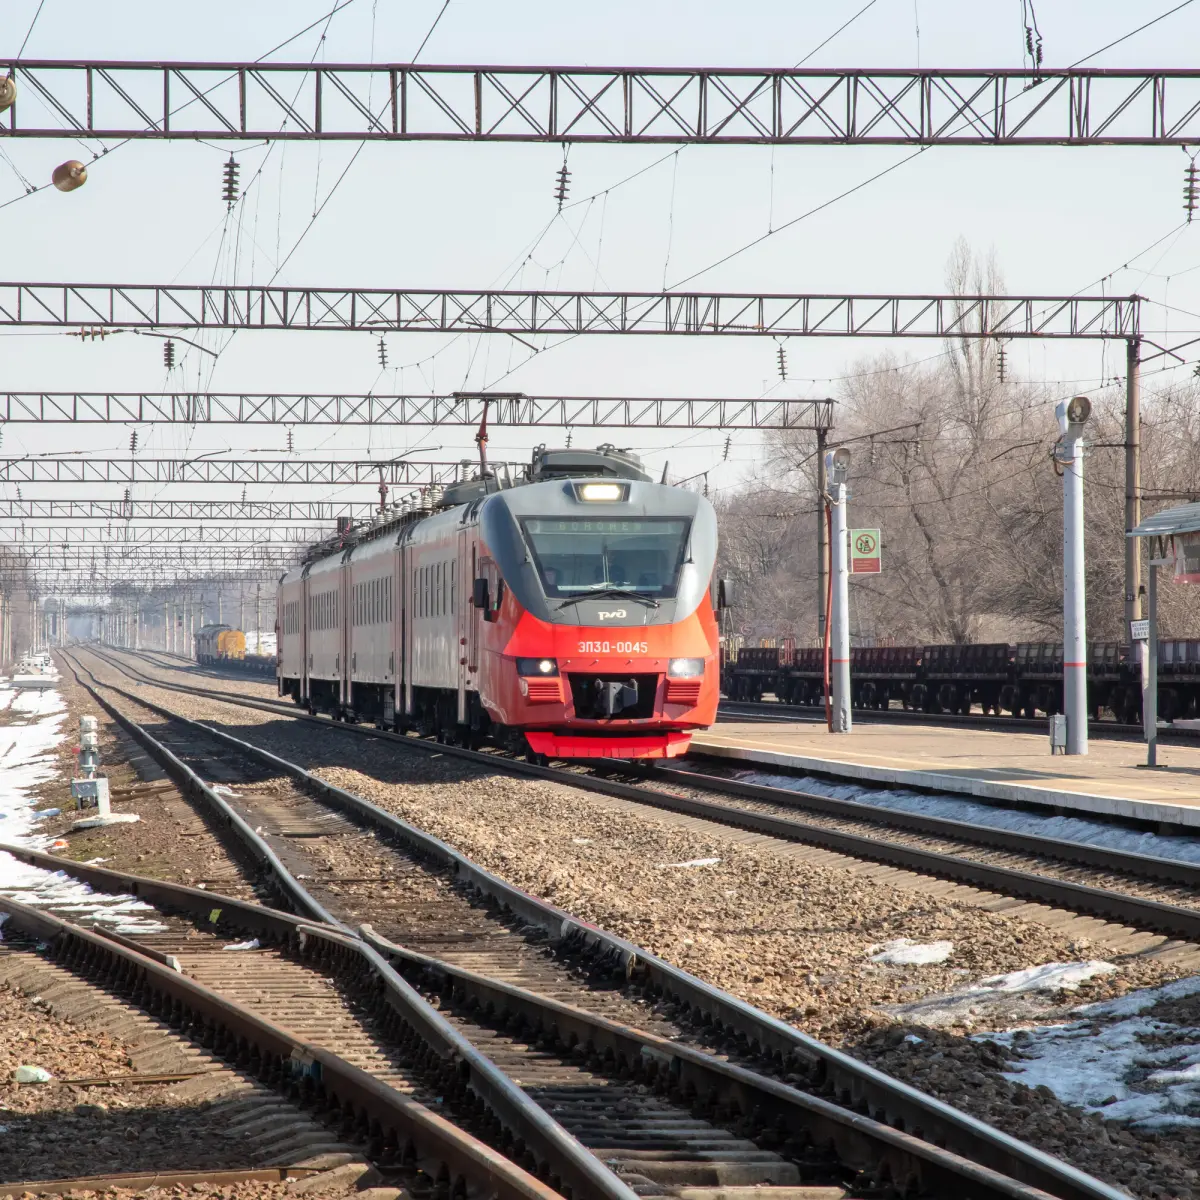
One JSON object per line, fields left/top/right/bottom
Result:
{"left": 719, "top": 242, "right": 1200, "bottom": 645}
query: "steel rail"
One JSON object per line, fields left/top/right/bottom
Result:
{"left": 92, "top": 645, "right": 1200, "bottom": 916}
{"left": 652, "top": 761, "right": 1200, "bottom": 888}
{"left": 0, "top": 843, "right": 1063, "bottom": 1200}
{"left": 0, "top": 893, "right": 563, "bottom": 1200}
{"left": 68, "top": 644, "right": 1128, "bottom": 1200}
{"left": 57, "top": 651, "right": 643, "bottom": 1200}
{"left": 716, "top": 697, "right": 1200, "bottom": 744}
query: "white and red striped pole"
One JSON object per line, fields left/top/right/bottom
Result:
{"left": 825, "top": 448, "right": 852, "bottom": 734}
{"left": 1057, "top": 397, "right": 1091, "bottom": 755}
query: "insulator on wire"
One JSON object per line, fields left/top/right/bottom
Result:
{"left": 163, "top": 338, "right": 176, "bottom": 370}
{"left": 554, "top": 161, "right": 571, "bottom": 211}
{"left": 129, "top": 430, "right": 138, "bottom": 452}
{"left": 377, "top": 337, "right": 388, "bottom": 369}
{"left": 222, "top": 156, "right": 240, "bottom": 208}
{"left": 51, "top": 160, "right": 87, "bottom": 192}
{"left": 565, "top": 429, "right": 572, "bottom": 448}
{"left": 722, "top": 435, "right": 731, "bottom": 462}
{"left": 997, "top": 341, "right": 1008, "bottom": 383}
{"left": 776, "top": 342, "right": 788, "bottom": 381}
{"left": 286, "top": 428, "right": 294, "bottom": 453}
{"left": 1185, "top": 160, "right": 1199, "bottom": 223}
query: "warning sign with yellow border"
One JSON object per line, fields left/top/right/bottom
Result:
{"left": 850, "top": 529, "right": 881, "bottom": 574}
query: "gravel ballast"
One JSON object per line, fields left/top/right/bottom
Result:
{"left": 75, "top": 648, "right": 1200, "bottom": 1198}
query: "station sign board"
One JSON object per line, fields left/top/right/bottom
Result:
{"left": 850, "top": 528, "right": 881, "bottom": 574}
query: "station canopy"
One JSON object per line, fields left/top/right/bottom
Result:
{"left": 1129, "top": 502, "right": 1200, "bottom": 584}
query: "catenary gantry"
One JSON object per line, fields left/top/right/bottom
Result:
{"left": 0, "top": 499, "right": 380, "bottom": 520}
{"left": 2, "top": 61, "right": 1200, "bottom": 145}
{"left": 0, "top": 526, "right": 327, "bottom": 544}
{"left": 0, "top": 456, "right": 531, "bottom": 485}
{"left": 0, "top": 393, "right": 831, "bottom": 429}
{"left": 0, "top": 284, "right": 1138, "bottom": 337}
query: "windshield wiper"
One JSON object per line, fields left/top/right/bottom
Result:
{"left": 557, "top": 587, "right": 660, "bottom": 610}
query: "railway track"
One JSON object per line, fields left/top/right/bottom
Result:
{"left": 716, "top": 698, "right": 1200, "bottom": 743}
{"left": 85, "top": 644, "right": 1200, "bottom": 945}
{"left": 44, "top": 643, "right": 1130, "bottom": 1200}
{"left": 0, "top": 890, "right": 562, "bottom": 1200}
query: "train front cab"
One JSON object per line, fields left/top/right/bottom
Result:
{"left": 469, "top": 474, "right": 724, "bottom": 759}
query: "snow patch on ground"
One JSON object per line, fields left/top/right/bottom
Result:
{"left": 888, "top": 961, "right": 1118, "bottom": 1028}
{"left": 0, "top": 690, "right": 167, "bottom": 935}
{"left": 870, "top": 938, "right": 954, "bottom": 965}
{"left": 11, "top": 689, "right": 66, "bottom": 717}
{"left": 730, "top": 767, "right": 1200, "bottom": 866}
{"left": 0, "top": 701, "right": 70, "bottom": 848}
{"left": 980, "top": 976, "right": 1200, "bottom": 1129}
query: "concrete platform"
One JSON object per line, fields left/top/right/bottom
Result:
{"left": 691, "top": 720, "right": 1200, "bottom": 831}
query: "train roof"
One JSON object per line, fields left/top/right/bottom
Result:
{"left": 282, "top": 444, "right": 694, "bottom": 580}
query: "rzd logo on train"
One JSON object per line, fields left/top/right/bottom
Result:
{"left": 597, "top": 609, "right": 627, "bottom": 620}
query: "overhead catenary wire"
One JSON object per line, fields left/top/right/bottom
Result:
{"left": 14, "top": 0, "right": 48, "bottom": 60}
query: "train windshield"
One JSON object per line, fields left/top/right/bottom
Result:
{"left": 521, "top": 517, "right": 691, "bottom": 599}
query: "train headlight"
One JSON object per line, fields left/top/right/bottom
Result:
{"left": 577, "top": 482, "right": 625, "bottom": 502}
{"left": 516, "top": 657, "right": 559, "bottom": 677}
{"left": 667, "top": 657, "right": 705, "bottom": 678}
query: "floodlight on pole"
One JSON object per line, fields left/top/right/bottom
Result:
{"left": 1055, "top": 395, "right": 1091, "bottom": 755}
{"left": 824, "top": 447, "right": 852, "bottom": 734}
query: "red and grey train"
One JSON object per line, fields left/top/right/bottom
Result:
{"left": 277, "top": 446, "right": 729, "bottom": 759}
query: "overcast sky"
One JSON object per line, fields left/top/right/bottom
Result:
{"left": 3, "top": 0, "right": 1200, "bottom": 577}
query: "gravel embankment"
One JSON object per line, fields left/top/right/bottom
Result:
{"left": 72, "top": 649, "right": 1200, "bottom": 1198}
{"left": 0, "top": 981, "right": 237, "bottom": 1183}
{"left": 79, "top": 652, "right": 1190, "bottom": 1034}
{"left": 23, "top": 671, "right": 261, "bottom": 899}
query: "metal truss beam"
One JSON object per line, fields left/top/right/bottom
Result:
{"left": 0, "top": 498, "right": 379, "bottom": 521}
{"left": 18, "top": 548, "right": 297, "bottom": 565}
{"left": 0, "top": 392, "right": 830, "bottom": 429}
{"left": 0, "top": 457, "right": 520, "bottom": 485}
{"left": 2, "top": 61, "right": 1198, "bottom": 145}
{"left": 0, "top": 526, "right": 326, "bottom": 544}
{"left": 0, "top": 284, "right": 1138, "bottom": 339}
{"left": 10, "top": 571, "right": 283, "bottom": 592}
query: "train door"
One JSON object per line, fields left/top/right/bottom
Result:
{"left": 339, "top": 550, "right": 352, "bottom": 708}
{"left": 389, "top": 546, "right": 402, "bottom": 725}
{"left": 400, "top": 538, "right": 414, "bottom": 718}
{"left": 457, "top": 524, "right": 472, "bottom": 723}
{"left": 466, "top": 540, "right": 481, "bottom": 687}
{"left": 300, "top": 565, "right": 312, "bottom": 702}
